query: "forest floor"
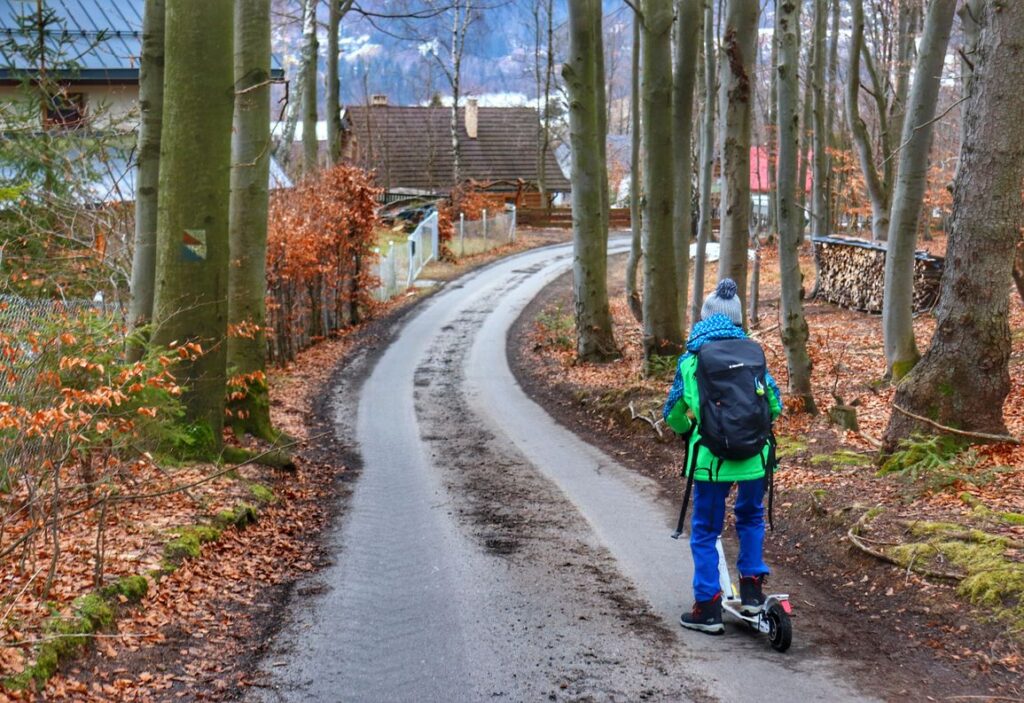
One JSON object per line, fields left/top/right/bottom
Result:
{"left": 510, "top": 240, "right": 1024, "bottom": 700}
{"left": 0, "top": 229, "right": 568, "bottom": 701}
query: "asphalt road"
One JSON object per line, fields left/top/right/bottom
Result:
{"left": 253, "top": 240, "right": 876, "bottom": 703}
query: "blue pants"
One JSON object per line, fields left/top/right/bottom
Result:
{"left": 690, "top": 479, "right": 770, "bottom": 602}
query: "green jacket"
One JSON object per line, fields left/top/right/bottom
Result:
{"left": 663, "top": 315, "right": 783, "bottom": 482}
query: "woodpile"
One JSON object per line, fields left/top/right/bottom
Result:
{"left": 812, "top": 235, "right": 944, "bottom": 313}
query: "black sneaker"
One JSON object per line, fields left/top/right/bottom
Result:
{"left": 680, "top": 593, "right": 724, "bottom": 634}
{"left": 739, "top": 575, "right": 766, "bottom": 615}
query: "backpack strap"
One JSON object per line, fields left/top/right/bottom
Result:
{"left": 764, "top": 432, "right": 778, "bottom": 531}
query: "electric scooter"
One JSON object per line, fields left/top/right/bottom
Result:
{"left": 714, "top": 536, "right": 792, "bottom": 652}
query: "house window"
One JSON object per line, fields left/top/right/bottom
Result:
{"left": 43, "top": 92, "right": 86, "bottom": 128}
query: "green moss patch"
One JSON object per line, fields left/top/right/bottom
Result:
{"left": 776, "top": 435, "right": 808, "bottom": 459}
{"left": 163, "top": 524, "right": 223, "bottom": 564}
{"left": 214, "top": 502, "right": 259, "bottom": 530}
{"left": 99, "top": 574, "right": 149, "bottom": 603}
{"left": 810, "top": 449, "right": 871, "bottom": 468}
{"left": 248, "top": 482, "right": 277, "bottom": 505}
{"left": 887, "top": 523, "right": 1024, "bottom": 635}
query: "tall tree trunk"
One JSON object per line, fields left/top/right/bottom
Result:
{"left": 717, "top": 0, "right": 758, "bottom": 326}
{"left": 301, "top": 0, "right": 319, "bottom": 175}
{"left": 151, "top": 0, "right": 234, "bottom": 450}
{"left": 673, "top": 0, "right": 701, "bottom": 330}
{"left": 640, "top": 0, "right": 682, "bottom": 358}
{"left": 692, "top": 0, "right": 716, "bottom": 325}
{"left": 847, "top": 0, "right": 890, "bottom": 241}
{"left": 228, "top": 0, "right": 274, "bottom": 440}
{"left": 824, "top": 0, "right": 839, "bottom": 234}
{"left": 887, "top": 0, "right": 918, "bottom": 201}
{"left": 884, "top": 0, "right": 1024, "bottom": 448}
{"left": 128, "top": 0, "right": 165, "bottom": 347}
{"left": 956, "top": 0, "right": 983, "bottom": 181}
{"left": 797, "top": 55, "right": 812, "bottom": 241}
{"left": 882, "top": 0, "right": 956, "bottom": 382}
{"left": 810, "top": 0, "right": 828, "bottom": 239}
{"left": 626, "top": 12, "right": 643, "bottom": 323}
{"left": 326, "top": 1, "right": 354, "bottom": 165}
{"left": 776, "top": 0, "right": 816, "bottom": 414}
{"left": 766, "top": 20, "right": 778, "bottom": 238}
{"left": 564, "top": 0, "right": 618, "bottom": 361}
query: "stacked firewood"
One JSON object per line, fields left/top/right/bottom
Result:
{"left": 811, "top": 236, "right": 944, "bottom": 314}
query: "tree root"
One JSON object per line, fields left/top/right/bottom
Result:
{"left": 221, "top": 445, "right": 297, "bottom": 471}
{"left": 892, "top": 405, "right": 1021, "bottom": 445}
{"left": 628, "top": 401, "right": 665, "bottom": 439}
{"left": 847, "top": 511, "right": 964, "bottom": 582}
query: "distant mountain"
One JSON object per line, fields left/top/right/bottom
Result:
{"left": 272, "top": 1, "right": 631, "bottom": 109}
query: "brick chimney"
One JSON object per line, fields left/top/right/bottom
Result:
{"left": 371, "top": 94, "right": 388, "bottom": 107}
{"left": 465, "top": 97, "right": 478, "bottom": 139}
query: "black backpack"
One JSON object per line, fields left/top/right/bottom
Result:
{"left": 694, "top": 338, "right": 772, "bottom": 461}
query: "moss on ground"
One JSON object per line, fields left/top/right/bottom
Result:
{"left": 163, "top": 524, "right": 222, "bottom": 564}
{"left": 776, "top": 435, "right": 808, "bottom": 459}
{"left": 99, "top": 574, "right": 148, "bottom": 603}
{"left": 810, "top": 449, "right": 871, "bottom": 468}
{"left": 248, "top": 482, "right": 277, "bottom": 504}
{"left": 887, "top": 522, "right": 1024, "bottom": 635}
{"left": 214, "top": 502, "right": 259, "bottom": 530}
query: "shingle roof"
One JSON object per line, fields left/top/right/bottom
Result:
{"left": 342, "top": 105, "right": 572, "bottom": 194}
{"left": 0, "top": 0, "right": 282, "bottom": 81}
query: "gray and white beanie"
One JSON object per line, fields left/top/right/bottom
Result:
{"left": 700, "top": 278, "right": 742, "bottom": 325}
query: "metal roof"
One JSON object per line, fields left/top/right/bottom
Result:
{"left": 0, "top": 0, "right": 283, "bottom": 81}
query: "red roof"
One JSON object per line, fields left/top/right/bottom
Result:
{"left": 749, "top": 146, "right": 812, "bottom": 194}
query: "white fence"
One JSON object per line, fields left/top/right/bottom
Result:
{"left": 455, "top": 206, "right": 516, "bottom": 258}
{"left": 374, "top": 210, "right": 439, "bottom": 301}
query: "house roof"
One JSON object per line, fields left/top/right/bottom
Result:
{"left": 0, "top": 0, "right": 283, "bottom": 82}
{"left": 342, "top": 105, "right": 572, "bottom": 194}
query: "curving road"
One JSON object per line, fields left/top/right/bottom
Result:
{"left": 254, "top": 241, "right": 875, "bottom": 703}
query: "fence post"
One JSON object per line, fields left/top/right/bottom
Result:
{"left": 510, "top": 205, "right": 517, "bottom": 243}
{"left": 430, "top": 211, "right": 439, "bottom": 261}
{"left": 459, "top": 212, "right": 465, "bottom": 257}
{"left": 483, "top": 209, "right": 488, "bottom": 240}
{"left": 408, "top": 238, "right": 416, "bottom": 287}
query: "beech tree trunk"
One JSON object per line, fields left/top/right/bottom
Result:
{"left": 824, "top": 0, "right": 839, "bottom": 234}
{"left": 776, "top": 0, "right": 816, "bottom": 414}
{"left": 884, "top": 0, "right": 1024, "bottom": 447}
{"left": 847, "top": 0, "right": 890, "bottom": 242}
{"left": 326, "top": 1, "right": 354, "bottom": 165}
{"left": 626, "top": 13, "right": 642, "bottom": 323}
{"left": 810, "top": 0, "right": 828, "bottom": 239}
{"left": 128, "top": 0, "right": 165, "bottom": 343}
{"left": 640, "top": 0, "right": 682, "bottom": 358}
{"left": 151, "top": 0, "right": 234, "bottom": 449}
{"left": 564, "top": 0, "right": 618, "bottom": 361}
{"left": 672, "top": 0, "right": 701, "bottom": 331}
{"left": 691, "top": 0, "right": 716, "bottom": 325}
{"left": 717, "top": 0, "right": 758, "bottom": 326}
{"left": 956, "top": 0, "right": 982, "bottom": 181}
{"left": 227, "top": 0, "right": 273, "bottom": 440}
{"left": 882, "top": 0, "right": 956, "bottom": 382}
{"left": 301, "top": 0, "right": 319, "bottom": 175}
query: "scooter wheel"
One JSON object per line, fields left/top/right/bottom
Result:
{"left": 766, "top": 604, "right": 792, "bottom": 652}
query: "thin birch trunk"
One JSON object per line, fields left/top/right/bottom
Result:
{"left": 302, "top": 0, "right": 319, "bottom": 175}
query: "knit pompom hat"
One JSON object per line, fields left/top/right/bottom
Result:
{"left": 701, "top": 278, "right": 743, "bottom": 325}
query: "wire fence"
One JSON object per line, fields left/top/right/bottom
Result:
{"left": 454, "top": 206, "right": 517, "bottom": 259}
{"left": 373, "top": 210, "right": 440, "bottom": 302}
{"left": 0, "top": 295, "right": 106, "bottom": 483}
